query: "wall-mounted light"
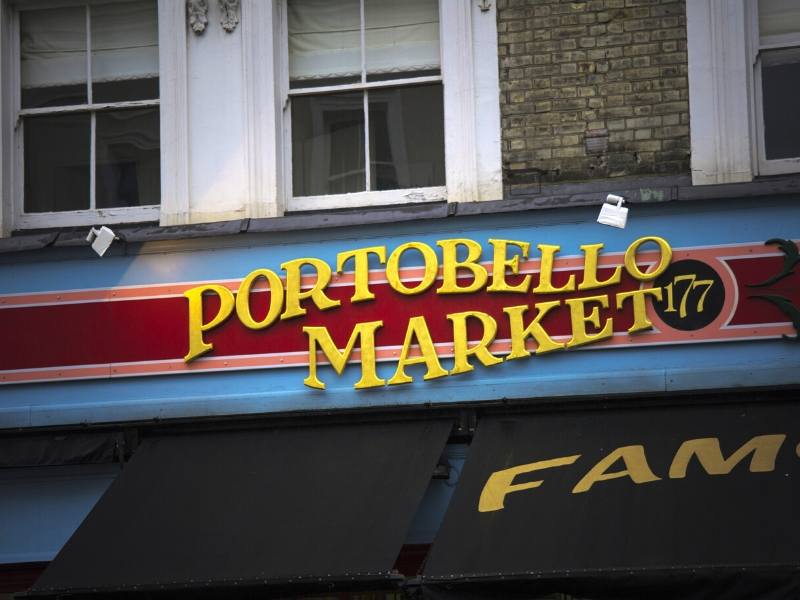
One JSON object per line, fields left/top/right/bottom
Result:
{"left": 86, "top": 226, "right": 117, "bottom": 257}
{"left": 597, "top": 194, "right": 628, "bottom": 229}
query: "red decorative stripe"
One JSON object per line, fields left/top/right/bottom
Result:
{"left": 0, "top": 242, "right": 795, "bottom": 384}
{"left": 0, "top": 268, "right": 638, "bottom": 371}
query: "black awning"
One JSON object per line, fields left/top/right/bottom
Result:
{"left": 423, "top": 401, "right": 800, "bottom": 596}
{"left": 30, "top": 419, "right": 450, "bottom": 596}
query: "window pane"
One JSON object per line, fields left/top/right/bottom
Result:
{"left": 24, "top": 114, "right": 90, "bottom": 213}
{"left": 368, "top": 84, "right": 444, "bottom": 191}
{"left": 96, "top": 109, "right": 161, "bottom": 208}
{"left": 759, "top": 0, "right": 800, "bottom": 45}
{"left": 288, "top": 0, "right": 360, "bottom": 88}
{"left": 20, "top": 7, "right": 87, "bottom": 108}
{"left": 292, "top": 92, "right": 365, "bottom": 196}
{"left": 761, "top": 48, "right": 800, "bottom": 160}
{"left": 365, "top": 0, "right": 440, "bottom": 82}
{"left": 91, "top": 1, "right": 159, "bottom": 103}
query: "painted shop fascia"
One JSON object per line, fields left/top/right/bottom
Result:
{"left": 0, "top": 197, "right": 799, "bottom": 430}
{"left": 183, "top": 234, "right": 672, "bottom": 389}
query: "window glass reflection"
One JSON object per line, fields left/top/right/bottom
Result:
{"left": 20, "top": 7, "right": 87, "bottom": 108}
{"left": 288, "top": 0, "right": 361, "bottom": 88}
{"left": 24, "top": 114, "right": 90, "bottom": 212}
{"left": 761, "top": 48, "right": 800, "bottom": 160}
{"left": 292, "top": 92, "right": 365, "bottom": 196}
{"left": 91, "top": 0, "right": 159, "bottom": 103}
{"left": 96, "top": 109, "right": 161, "bottom": 208}
{"left": 368, "top": 84, "right": 444, "bottom": 191}
{"left": 365, "top": 0, "right": 440, "bottom": 82}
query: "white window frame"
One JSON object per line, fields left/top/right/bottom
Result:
{"left": 0, "top": 0, "right": 187, "bottom": 234}
{"left": 687, "top": 0, "right": 800, "bottom": 185}
{"left": 748, "top": 0, "right": 800, "bottom": 176}
{"left": 277, "top": 0, "right": 500, "bottom": 212}
{"left": 0, "top": 0, "right": 499, "bottom": 233}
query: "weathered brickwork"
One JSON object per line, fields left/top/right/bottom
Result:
{"left": 497, "top": 0, "right": 690, "bottom": 187}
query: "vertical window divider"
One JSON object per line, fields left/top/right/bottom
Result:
{"left": 90, "top": 112, "right": 96, "bottom": 210}
{"left": 360, "top": 0, "right": 371, "bottom": 192}
{"left": 86, "top": 4, "right": 95, "bottom": 209}
{"left": 85, "top": 4, "right": 92, "bottom": 105}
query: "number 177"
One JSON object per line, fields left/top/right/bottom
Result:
{"left": 663, "top": 274, "right": 714, "bottom": 318}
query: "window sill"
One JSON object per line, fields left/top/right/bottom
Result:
{"left": 287, "top": 186, "right": 446, "bottom": 213}
{"left": 758, "top": 158, "right": 800, "bottom": 177}
{"left": 14, "top": 206, "right": 160, "bottom": 230}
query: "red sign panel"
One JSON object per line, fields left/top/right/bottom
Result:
{"left": 0, "top": 240, "right": 796, "bottom": 385}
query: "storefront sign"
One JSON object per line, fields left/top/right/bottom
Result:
{"left": 0, "top": 237, "right": 796, "bottom": 386}
{"left": 183, "top": 236, "right": 672, "bottom": 389}
{"left": 424, "top": 402, "right": 800, "bottom": 581}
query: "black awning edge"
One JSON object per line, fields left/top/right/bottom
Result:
{"left": 27, "top": 572, "right": 405, "bottom": 597}
{"left": 421, "top": 563, "right": 800, "bottom": 584}
{"left": 421, "top": 566, "right": 800, "bottom": 600}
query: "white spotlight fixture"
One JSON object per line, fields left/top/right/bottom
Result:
{"left": 86, "top": 226, "right": 118, "bottom": 257}
{"left": 597, "top": 194, "right": 628, "bottom": 229}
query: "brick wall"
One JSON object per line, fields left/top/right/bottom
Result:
{"left": 497, "top": 0, "right": 690, "bottom": 188}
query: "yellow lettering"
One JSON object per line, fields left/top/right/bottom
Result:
{"left": 336, "top": 246, "right": 387, "bottom": 303}
{"left": 503, "top": 302, "right": 565, "bottom": 359}
{"left": 624, "top": 236, "right": 672, "bottom": 281}
{"left": 386, "top": 242, "right": 438, "bottom": 296}
{"left": 303, "top": 321, "right": 384, "bottom": 390}
{"left": 565, "top": 294, "right": 613, "bottom": 348}
{"left": 578, "top": 243, "right": 622, "bottom": 291}
{"left": 447, "top": 311, "right": 503, "bottom": 375}
{"left": 235, "top": 269, "right": 284, "bottom": 330}
{"left": 616, "top": 287, "right": 663, "bottom": 333}
{"left": 486, "top": 239, "right": 532, "bottom": 293}
{"left": 533, "top": 244, "right": 576, "bottom": 294}
{"left": 479, "top": 455, "right": 581, "bottom": 512}
{"left": 572, "top": 445, "right": 661, "bottom": 493}
{"left": 183, "top": 284, "right": 235, "bottom": 362}
{"left": 669, "top": 434, "right": 786, "bottom": 478}
{"left": 437, "top": 239, "right": 489, "bottom": 294}
{"left": 281, "top": 258, "right": 341, "bottom": 320}
{"left": 388, "top": 316, "right": 448, "bottom": 385}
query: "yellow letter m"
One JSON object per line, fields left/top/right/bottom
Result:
{"left": 303, "top": 321, "right": 384, "bottom": 390}
{"left": 669, "top": 434, "right": 786, "bottom": 479}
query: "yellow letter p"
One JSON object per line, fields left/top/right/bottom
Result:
{"left": 184, "top": 284, "right": 235, "bottom": 362}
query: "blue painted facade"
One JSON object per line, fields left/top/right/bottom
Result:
{"left": 1, "top": 198, "right": 798, "bottom": 430}
{"left": 1, "top": 197, "right": 798, "bottom": 571}
{"left": 0, "top": 465, "right": 118, "bottom": 563}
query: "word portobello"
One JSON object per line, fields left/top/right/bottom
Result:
{"left": 183, "top": 236, "right": 672, "bottom": 389}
